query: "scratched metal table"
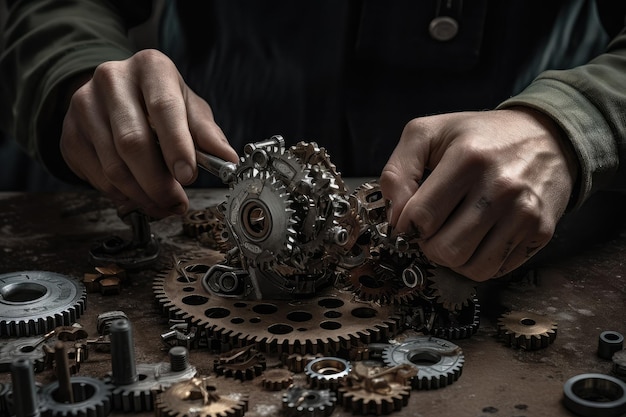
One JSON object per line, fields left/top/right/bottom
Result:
{"left": 1, "top": 186, "right": 625, "bottom": 417}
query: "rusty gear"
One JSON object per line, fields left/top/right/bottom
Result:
{"left": 427, "top": 268, "right": 477, "bottom": 311}
{"left": 497, "top": 310, "right": 557, "bottom": 350}
{"left": 154, "top": 254, "right": 401, "bottom": 355}
{"left": 283, "top": 353, "right": 322, "bottom": 373}
{"left": 155, "top": 377, "right": 248, "bottom": 417}
{"left": 262, "top": 368, "right": 294, "bottom": 391}
{"left": 282, "top": 386, "right": 336, "bottom": 417}
{"left": 182, "top": 209, "right": 217, "bottom": 238}
{"left": 214, "top": 346, "right": 266, "bottom": 381}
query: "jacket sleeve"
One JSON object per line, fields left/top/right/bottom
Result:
{"left": 498, "top": 28, "right": 626, "bottom": 209}
{"left": 0, "top": 0, "right": 151, "bottom": 182}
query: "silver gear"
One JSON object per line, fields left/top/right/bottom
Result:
{"left": 38, "top": 376, "right": 112, "bottom": 417}
{"left": 0, "top": 271, "right": 86, "bottom": 337}
{"left": 282, "top": 386, "right": 336, "bottom": 417}
{"left": 382, "top": 336, "right": 464, "bottom": 390}
{"left": 305, "top": 357, "right": 351, "bottom": 390}
{"left": 155, "top": 377, "right": 248, "bottom": 417}
{"left": 154, "top": 255, "right": 402, "bottom": 355}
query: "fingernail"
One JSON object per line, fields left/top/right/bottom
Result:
{"left": 174, "top": 161, "right": 194, "bottom": 184}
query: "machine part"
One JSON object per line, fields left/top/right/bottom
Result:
{"left": 598, "top": 331, "right": 624, "bottom": 360}
{"left": 283, "top": 353, "right": 321, "bottom": 373}
{"left": 497, "top": 310, "right": 557, "bottom": 350}
{"left": 10, "top": 358, "right": 39, "bottom": 417}
{"left": 83, "top": 264, "right": 126, "bottom": 295}
{"left": 612, "top": 349, "right": 626, "bottom": 381}
{"left": 382, "top": 336, "right": 464, "bottom": 390}
{"left": 0, "top": 271, "right": 86, "bottom": 337}
{"left": 155, "top": 377, "right": 248, "bottom": 417}
{"left": 262, "top": 368, "right": 294, "bottom": 391}
{"left": 213, "top": 346, "right": 266, "bottom": 381}
{"left": 563, "top": 373, "right": 626, "bottom": 417}
{"left": 38, "top": 376, "right": 112, "bottom": 417}
{"left": 338, "top": 363, "right": 415, "bottom": 415}
{"left": 0, "top": 336, "right": 50, "bottom": 373}
{"left": 96, "top": 311, "right": 129, "bottom": 336}
{"left": 305, "top": 357, "right": 351, "bottom": 390}
{"left": 107, "top": 320, "right": 197, "bottom": 413}
{"left": 154, "top": 254, "right": 402, "bottom": 355}
{"left": 426, "top": 268, "right": 477, "bottom": 311}
{"left": 182, "top": 209, "right": 217, "bottom": 238}
{"left": 0, "top": 382, "right": 9, "bottom": 417}
{"left": 402, "top": 297, "right": 480, "bottom": 340}
{"left": 89, "top": 210, "right": 160, "bottom": 269}
{"left": 282, "top": 386, "right": 336, "bottom": 417}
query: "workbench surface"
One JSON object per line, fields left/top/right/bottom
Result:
{"left": 1, "top": 188, "right": 625, "bottom": 417}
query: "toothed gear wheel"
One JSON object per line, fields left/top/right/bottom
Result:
{"left": 262, "top": 368, "right": 294, "bottom": 391}
{"left": 284, "top": 353, "right": 321, "bottom": 373}
{"left": 0, "top": 337, "right": 47, "bottom": 373}
{"left": 497, "top": 310, "right": 557, "bottom": 350}
{"left": 305, "top": 357, "right": 351, "bottom": 390}
{"left": 282, "top": 386, "right": 336, "bottom": 417}
{"left": 338, "top": 381, "right": 411, "bottom": 415}
{"left": 346, "top": 261, "right": 398, "bottom": 303}
{"left": 38, "top": 376, "right": 112, "bottom": 417}
{"left": 382, "top": 336, "right": 464, "bottom": 390}
{"left": 155, "top": 377, "right": 248, "bottom": 417}
{"left": 427, "top": 268, "right": 477, "bottom": 311}
{"left": 154, "top": 254, "right": 401, "bottom": 355}
{"left": 214, "top": 355, "right": 266, "bottom": 381}
{"left": 182, "top": 209, "right": 217, "bottom": 238}
{"left": 0, "top": 271, "right": 86, "bottom": 337}
{"left": 429, "top": 297, "right": 480, "bottom": 340}
{"left": 225, "top": 175, "right": 296, "bottom": 269}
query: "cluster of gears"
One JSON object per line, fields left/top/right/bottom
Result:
{"left": 0, "top": 136, "right": 584, "bottom": 417}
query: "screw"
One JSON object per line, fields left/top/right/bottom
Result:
{"left": 169, "top": 346, "right": 190, "bottom": 372}
{"left": 10, "top": 358, "right": 40, "bottom": 417}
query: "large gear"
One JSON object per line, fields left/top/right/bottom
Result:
{"left": 497, "top": 310, "right": 557, "bottom": 350}
{"left": 38, "top": 376, "right": 112, "bottom": 417}
{"left": 0, "top": 271, "right": 86, "bottom": 337}
{"left": 282, "top": 386, "right": 336, "bottom": 417}
{"left": 155, "top": 377, "right": 248, "bottom": 417}
{"left": 154, "top": 254, "right": 401, "bottom": 355}
{"left": 382, "top": 336, "right": 464, "bottom": 390}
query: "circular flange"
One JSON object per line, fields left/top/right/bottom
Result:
{"left": 382, "top": 336, "right": 464, "bottom": 389}
{"left": 305, "top": 357, "right": 351, "bottom": 389}
{"left": 563, "top": 373, "right": 626, "bottom": 417}
{"left": 153, "top": 254, "right": 401, "bottom": 355}
{"left": 598, "top": 331, "right": 624, "bottom": 360}
{"left": 0, "top": 271, "right": 86, "bottom": 337}
{"left": 38, "top": 376, "right": 112, "bottom": 417}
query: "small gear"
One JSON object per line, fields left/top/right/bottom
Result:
{"left": 155, "top": 377, "right": 248, "bottom": 417}
{"left": 382, "top": 336, "right": 464, "bottom": 390}
{"left": 262, "top": 368, "right": 294, "bottom": 391}
{"left": 283, "top": 353, "right": 321, "bottom": 373}
{"left": 0, "top": 271, "right": 86, "bottom": 337}
{"left": 38, "top": 376, "right": 112, "bottom": 417}
{"left": 305, "top": 357, "right": 351, "bottom": 390}
{"left": 282, "top": 386, "right": 336, "bottom": 417}
{"left": 346, "top": 261, "right": 397, "bottom": 303}
{"left": 214, "top": 346, "right": 266, "bottom": 381}
{"left": 427, "top": 268, "right": 477, "bottom": 311}
{"left": 497, "top": 310, "right": 557, "bottom": 350}
{"left": 182, "top": 209, "right": 217, "bottom": 238}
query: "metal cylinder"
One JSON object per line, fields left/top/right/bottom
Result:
{"left": 598, "top": 331, "right": 624, "bottom": 360}
{"left": 110, "top": 319, "right": 138, "bottom": 385}
{"left": 10, "top": 358, "right": 39, "bottom": 417}
{"left": 54, "top": 342, "right": 74, "bottom": 404}
{"left": 169, "top": 346, "right": 190, "bottom": 372}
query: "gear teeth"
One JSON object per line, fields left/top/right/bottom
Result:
{"left": 261, "top": 368, "right": 294, "bottom": 391}
{"left": 497, "top": 310, "right": 557, "bottom": 350}
{"left": 338, "top": 383, "right": 411, "bottom": 415}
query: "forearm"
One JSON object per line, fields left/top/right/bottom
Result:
{"left": 499, "top": 28, "right": 626, "bottom": 208}
{"left": 0, "top": 0, "right": 150, "bottom": 182}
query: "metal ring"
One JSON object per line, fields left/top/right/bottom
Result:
{"left": 598, "top": 331, "right": 624, "bottom": 360}
{"left": 563, "top": 373, "right": 626, "bottom": 417}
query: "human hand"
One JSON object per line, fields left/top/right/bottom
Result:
{"left": 60, "top": 49, "right": 239, "bottom": 218}
{"left": 379, "top": 108, "right": 579, "bottom": 281}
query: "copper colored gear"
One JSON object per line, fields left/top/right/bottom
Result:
{"left": 283, "top": 353, "right": 322, "bottom": 373}
{"left": 182, "top": 209, "right": 217, "bottom": 238}
{"left": 346, "top": 261, "right": 397, "bottom": 304}
{"left": 153, "top": 254, "right": 402, "bottom": 355}
{"left": 262, "top": 368, "right": 294, "bottom": 391}
{"left": 338, "top": 382, "right": 411, "bottom": 415}
{"left": 155, "top": 377, "right": 248, "bottom": 417}
{"left": 497, "top": 310, "right": 557, "bottom": 350}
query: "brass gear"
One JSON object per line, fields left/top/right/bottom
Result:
{"left": 497, "top": 310, "right": 557, "bottom": 350}
{"left": 182, "top": 209, "right": 217, "bottom": 238}
{"left": 346, "top": 261, "right": 398, "bottom": 303}
{"left": 153, "top": 254, "right": 402, "bottom": 355}
{"left": 338, "top": 382, "right": 411, "bottom": 415}
{"left": 155, "top": 377, "right": 248, "bottom": 417}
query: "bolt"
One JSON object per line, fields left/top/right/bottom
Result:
{"left": 54, "top": 342, "right": 74, "bottom": 404}
{"left": 169, "top": 346, "right": 190, "bottom": 372}
{"left": 110, "top": 319, "right": 138, "bottom": 385}
{"left": 10, "top": 359, "right": 39, "bottom": 417}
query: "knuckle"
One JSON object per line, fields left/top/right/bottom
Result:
{"left": 133, "top": 48, "right": 170, "bottom": 66}
{"left": 92, "top": 61, "right": 125, "bottom": 88}
{"left": 115, "top": 129, "right": 148, "bottom": 155}
{"left": 423, "top": 240, "right": 467, "bottom": 268}
{"left": 147, "top": 93, "right": 183, "bottom": 115}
